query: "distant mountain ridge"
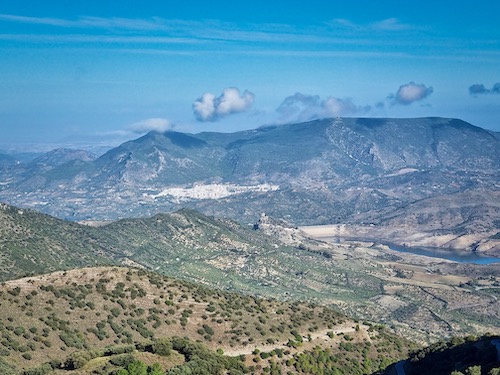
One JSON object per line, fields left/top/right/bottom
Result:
{"left": 0, "top": 117, "right": 498, "bottom": 252}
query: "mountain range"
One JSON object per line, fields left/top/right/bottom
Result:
{"left": 0, "top": 117, "right": 499, "bottom": 253}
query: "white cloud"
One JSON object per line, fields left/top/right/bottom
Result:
{"left": 276, "top": 93, "right": 370, "bottom": 123}
{"left": 330, "top": 17, "right": 413, "bottom": 32}
{"left": 371, "top": 18, "right": 412, "bottom": 31}
{"left": 90, "top": 118, "right": 173, "bottom": 146}
{"left": 323, "top": 97, "right": 362, "bottom": 116}
{"left": 0, "top": 13, "right": 73, "bottom": 27}
{"left": 128, "top": 118, "right": 172, "bottom": 133}
{"left": 193, "top": 93, "right": 217, "bottom": 121}
{"left": 276, "top": 93, "right": 321, "bottom": 122}
{"left": 0, "top": 14, "right": 168, "bottom": 31}
{"left": 330, "top": 18, "right": 359, "bottom": 29}
{"left": 193, "top": 87, "right": 255, "bottom": 122}
{"left": 390, "top": 82, "right": 433, "bottom": 105}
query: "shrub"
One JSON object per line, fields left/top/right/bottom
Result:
{"left": 109, "top": 353, "right": 135, "bottom": 367}
{"left": 8, "top": 287, "right": 21, "bottom": 296}
{"left": 20, "top": 363, "right": 53, "bottom": 375}
{"left": 202, "top": 324, "right": 214, "bottom": 336}
{"left": 63, "top": 349, "right": 103, "bottom": 370}
{"left": 0, "top": 358, "right": 16, "bottom": 375}
{"left": 260, "top": 352, "right": 271, "bottom": 359}
{"left": 104, "top": 344, "right": 135, "bottom": 355}
{"left": 152, "top": 338, "right": 173, "bottom": 356}
{"left": 126, "top": 360, "right": 148, "bottom": 375}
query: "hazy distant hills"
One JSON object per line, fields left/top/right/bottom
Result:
{"left": 0, "top": 117, "right": 498, "bottom": 251}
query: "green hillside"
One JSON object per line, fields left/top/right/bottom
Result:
{"left": 0, "top": 267, "right": 413, "bottom": 374}
{"left": 0, "top": 203, "right": 115, "bottom": 280}
{"left": 1, "top": 202, "right": 499, "bottom": 344}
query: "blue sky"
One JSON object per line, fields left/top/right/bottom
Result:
{"left": 1, "top": 0, "right": 499, "bottom": 150}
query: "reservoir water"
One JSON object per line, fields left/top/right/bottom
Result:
{"left": 386, "top": 243, "right": 500, "bottom": 264}
{"left": 321, "top": 237, "right": 500, "bottom": 264}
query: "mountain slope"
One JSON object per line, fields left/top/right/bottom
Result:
{"left": 91, "top": 131, "right": 225, "bottom": 186}
{"left": 306, "top": 190, "right": 500, "bottom": 254}
{"left": 0, "top": 203, "right": 115, "bottom": 280}
{"left": 1, "top": 203, "right": 499, "bottom": 343}
{"left": 0, "top": 117, "right": 497, "bottom": 252}
{"left": 0, "top": 266, "right": 412, "bottom": 374}
{"left": 0, "top": 153, "right": 19, "bottom": 171}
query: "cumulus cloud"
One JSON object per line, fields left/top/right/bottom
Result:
{"left": 389, "top": 82, "right": 433, "bottom": 105}
{"left": 276, "top": 92, "right": 370, "bottom": 123}
{"left": 276, "top": 93, "right": 321, "bottom": 121}
{"left": 469, "top": 82, "right": 500, "bottom": 96}
{"left": 128, "top": 118, "right": 172, "bottom": 133}
{"left": 193, "top": 87, "right": 255, "bottom": 122}
{"left": 323, "top": 97, "right": 364, "bottom": 116}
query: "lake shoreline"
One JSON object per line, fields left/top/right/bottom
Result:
{"left": 300, "top": 225, "right": 500, "bottom": 264}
